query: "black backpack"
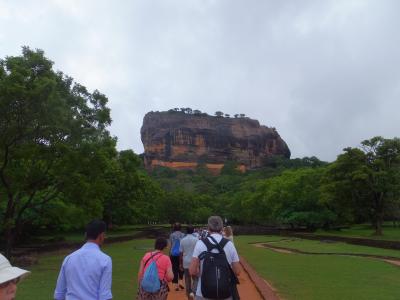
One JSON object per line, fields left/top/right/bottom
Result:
{"left": 199, "top": 236, "right": 233, "bottom": 299}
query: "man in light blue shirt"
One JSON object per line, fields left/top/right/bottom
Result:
{"left": 54, "top": 220, "right": 112, "bottom": 300}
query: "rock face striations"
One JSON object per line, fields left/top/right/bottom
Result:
{"left": 141, "top": 111, "right": 290, "bottom": 173}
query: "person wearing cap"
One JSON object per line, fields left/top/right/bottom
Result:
{"left": 54, "top": 220, "right": 112, "bottom": 300}
{"left": 0, "top": 253, "right": 30, "bottom": 300}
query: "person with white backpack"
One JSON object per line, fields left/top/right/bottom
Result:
{"left": 137, "top": 237, "right": 173, "bottom": 300}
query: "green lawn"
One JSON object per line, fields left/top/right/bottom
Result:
{"left": 236, "top": 235, "right": 400, "bottom": 300}
{"left": 316, "top": 223, "right": 400, "bottom": 241}
{"left": 17, "top": 239, "right": 154, "bottom": 299}
{"left": 16, "top": 235, "right": 400, "bottom": 300}
{"left": 263, "top": 237, "right": 400, "bottom": 259}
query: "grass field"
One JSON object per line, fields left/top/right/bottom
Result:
{"left": 17, "top": 239, "right": 154, "bottom": 299}
{"left": 16, "top": 235, "right": 400, "bottom": 300}
{"left": 235, "top": 235, "right": 400, "bottom": 300}
{"left": 263, "top": 237, "right": 400, "bottom": 258}
{"left": 316, "top": 223, "right": 400, "bottom": 241}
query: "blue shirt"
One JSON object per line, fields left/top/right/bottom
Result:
{"left": 54, "top": 242, "right": 112, "bottom": 300}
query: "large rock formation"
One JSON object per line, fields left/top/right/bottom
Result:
{"left": 141, "top": 111, "right": 290, "bottom": 173}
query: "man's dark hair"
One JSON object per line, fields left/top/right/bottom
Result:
{"left": 173, "top": 222, "right": 181, "bottom": 231}
{"left": 155, "top": 237, "right": 168, "bottom": 250}
{"left": 85, "top": 220, "right": 107, "bottom": 240}
{"left": 186, "top": 225, "right": 194, "bottom": 234}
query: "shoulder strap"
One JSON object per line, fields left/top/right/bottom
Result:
{"left": 208, "top": 235, "right": 229, "bottom": 254}
{"left": 219, "top": 238, "right": 229, "bottom": 249}
{"left": 201, "top": 236, "right": 216, "bottom": 252}
{"left": 144, "top": 252, "right": 162, "bottom": 268}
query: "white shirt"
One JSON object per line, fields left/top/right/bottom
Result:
{"left": 192, "top": 233, "right": 239, "bottom": 297}
{"left": 179, "top": 233, "right": 198, "bottom": 269}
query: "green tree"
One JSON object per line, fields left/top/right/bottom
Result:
{"left": 324, "top": 137, "right": 400, "bottom": 235}
{"left": 254, "top": 168, "right": 334, "bottom": 229}
{"left": 0, "top": 47, "right": 113, "bottom": 256}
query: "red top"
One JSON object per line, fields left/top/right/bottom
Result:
{"left": 139, "top": 251, "right": 172, "bottom": 282}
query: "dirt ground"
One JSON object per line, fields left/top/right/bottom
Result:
{"left": 167, "top": 264, "right": 263, "bottom": 300}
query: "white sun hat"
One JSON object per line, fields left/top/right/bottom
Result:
{"left": 0, "top": 254, "right": 30, "bottom": 284}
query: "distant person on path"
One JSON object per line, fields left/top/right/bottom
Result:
{"left": 137, "top": 237, "right": 173, "bottom": 300}
{"left": 0, "top": 254, "right": 30, "bottom": 300}
{"left": 54, "top": 220, "right": 112, "bottom": 300}
{"left": 179, "top": 225, "right": 199, "bottom": 300}
{"left": 189, "top": 216, "right": 240, "bottom": 300}
{"left": 223, "top": 226, "right": 234, "bottom": 243}
{"left": 169, "top": 222, "right": 185, "bottom": 291}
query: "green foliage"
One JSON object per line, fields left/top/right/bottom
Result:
{"left": 0, "top": 48, "right": 161, "bottom": 254}
{"left": 323, "top": 137, "right": 400, "bottom": 234}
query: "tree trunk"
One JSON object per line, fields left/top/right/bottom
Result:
{"left": 3, "top": 194, "right": 16, "bottom": 258}
{"left": 373, "top": 214, "right": 383, "bottom": 236}
{"left": 4, "top": 223, "right": 14, "bottom": 258}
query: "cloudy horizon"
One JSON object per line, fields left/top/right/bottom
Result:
{"left": 1, "top": 0, "right": 399, "bottom": 162}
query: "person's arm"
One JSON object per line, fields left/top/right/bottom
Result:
{"left": 231, "top": 261, "right": 241, "bottom": 276}
{"left": 229, "top": 243, "right": 241, "bottom": 276}
{"left": 189, "top": 240, "right": 202, "bottom": 276}
{"left": 179, "top": 252, "right": 184, "bottom": 271}
{"left": 54, "top": 260, "right": 67, "bottom": 300}
{"left": 137, "top": 258, "right": 145, "bottom": 284}
{"left": 189, "top": 257, "right": 200, "bottom": 276}
{"left": 99, "top": 257, "right": 113, "bottom": 300}
{"left": 165, "top": 264, "right": 174, "bottom": 282}
{"left": 179, "top": 241, "right": 184, "bottom": 271}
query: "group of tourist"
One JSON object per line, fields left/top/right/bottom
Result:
{"left": 0, "top": 216, "right": 239, "bottom": 300}
{"left": 137, "top": 217, "right": 239, "bottom": 300}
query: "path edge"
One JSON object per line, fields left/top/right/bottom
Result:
{"left": 239, "top": 256, "right": 280, "bottom": 300}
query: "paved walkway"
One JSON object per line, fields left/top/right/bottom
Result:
{"left": 167, "top": 262, "right": 264, "bottom": 300}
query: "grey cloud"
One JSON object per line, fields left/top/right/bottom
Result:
{"left": 1, "top": 0, "right": 399, "bottom": 161}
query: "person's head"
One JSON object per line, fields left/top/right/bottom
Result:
{"left": 0, "top": 254, "right": 30, "bottom": 300}
{"left": 154, "top": 237, "right": 168, "bottom": 251}
{"left": 85, "top": 220, "right": 107, "bottom": 245}
{"left": 173, "top": 222, "right": 181, "bottom": 232}
{"left": 186, "top": 225, "right": 194, "bottom": 234}
{"left": 224, "top": 226, "right": 233, "bottom": 237}
{"left": 208, "top": 216, "right": 223, "bottom": 233}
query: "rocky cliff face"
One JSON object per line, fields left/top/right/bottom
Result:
{"left": 141, "top": 111, "right": 290, "bottom": 173}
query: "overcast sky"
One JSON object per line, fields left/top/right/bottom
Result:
{"left": 1, "top": 0, "right": 399, "bottom": 161}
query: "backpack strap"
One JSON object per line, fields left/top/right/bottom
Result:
{"left": 218, "top": 238, "right": 229, "bottom": 250}
{"left": 201, "top": 236, "right": 217, "bottom": 252}
{"left": 208, "top": 235, "right": 240, "bottom": 285}
{"left": 144, "top": 252, "right": 162, "bottom": 268}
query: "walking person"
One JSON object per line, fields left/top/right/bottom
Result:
{"left": 189, "top": 216, "right": 240, "bottom": 300}
{"left": 179, "top": 225, "right": 199, "bottom": 300}
{"left": 223, "top": 226, "right": 234, "bottom": 243}
{"left": 54, "top": 220, "right": 112, "bottom": 300}
{"left": 137, "top": 237, "right": 173, "bottom": 300}
{"left": 169, "top": 222, "right": 185, "bottom": 291}
{"left": 0, "top": 254, "right": 30, "bottom": 300}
